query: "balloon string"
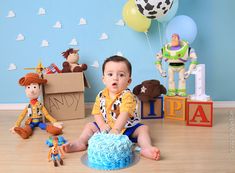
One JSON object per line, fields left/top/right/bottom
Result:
{"left": 144, "top": 32, "right": 155, "bottom": 57}
{"left": 158, "top": 22, "right": 163, "bottom": 47}
{"left": 162, "top": 22, "right": 167, "bottom": 45}
{"left": 157, "top": 22, "right": 168, "bottom": 90}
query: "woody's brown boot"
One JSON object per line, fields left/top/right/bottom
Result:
{"left": 59, "top": 159, "right": 63, "bottom": 165}
{"left": 46, "top": 124, "right": 62, "bottom": 135}
{"left": 53, "top": 160, "right": 58, "bottom": 167}
{"left": 14, "top": 125, "right": 33, "bottom": 139}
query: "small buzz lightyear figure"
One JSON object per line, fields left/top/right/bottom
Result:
{"left": 155, "top": 33, "right": 198, "bottom": 96}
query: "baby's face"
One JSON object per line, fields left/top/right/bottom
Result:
{"left": 103, "top": 61, "right": 131, "bottom": 97}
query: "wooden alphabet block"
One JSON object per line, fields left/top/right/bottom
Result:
{"left": 140, "top": 97, "right": 164, "bottom": 119}
{"left": 164, "top": 96, "right": 187, "bottom": 121}
{"left": 186, "top": 100, "right": 213, "bottom": 127}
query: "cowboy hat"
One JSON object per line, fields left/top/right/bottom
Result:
{"left": 19, "top": 73, "right": 47, "bottom": 86}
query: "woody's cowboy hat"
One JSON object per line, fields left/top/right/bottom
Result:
{"left": 19, "top": 73, "right": 47, "bottom": 86}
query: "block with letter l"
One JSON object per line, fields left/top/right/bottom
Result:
{"left": 140, "top": 97, "right": 164, "bottom": 119}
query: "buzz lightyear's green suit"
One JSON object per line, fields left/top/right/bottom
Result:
{"left": 155, "top": 40, "right": 197, "bottom": 96}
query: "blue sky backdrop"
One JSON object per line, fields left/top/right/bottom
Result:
{"left": 0, "top": 0, "right": 234, "bottom": 103}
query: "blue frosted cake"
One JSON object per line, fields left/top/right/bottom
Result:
{"left": 87, "top": 132, "right": 133, "bottom": 170}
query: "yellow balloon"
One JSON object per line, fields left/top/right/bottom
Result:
{"left": 122, "top": 0, "right": 151, "bottom": 32}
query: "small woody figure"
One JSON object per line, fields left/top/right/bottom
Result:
{"left": 48, "top": 136, "right": 64, "bottom": 167}
{"left": 10, "top": 73, "right": 63, "bottom": 139}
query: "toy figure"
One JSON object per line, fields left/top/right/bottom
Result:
{"left": 10, "top": 73, "right": 63, "bottom": 139}
{"left": 155, "top": 33, "right": 198, "bottom": 96}
{"left": 61, "top": 48, "right": 87, "bottom": 73}
{"left": 48, "top": 136, "right": 64, "bottom": 167}
{"left": 45, "top": 63, "right": 61, "bottom": 74}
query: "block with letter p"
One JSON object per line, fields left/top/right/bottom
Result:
{"left": 164, "top": 96, "right": 187, "bottom": 121}
{"left": 186, "top": 100, "right": 213, "bottom": 127}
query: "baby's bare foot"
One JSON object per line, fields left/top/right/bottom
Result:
{"left": 140, "top": 146, "right": 160, "bottom": 160}
{"left": 62, "top": 141, "right": 87, "bottom": 153}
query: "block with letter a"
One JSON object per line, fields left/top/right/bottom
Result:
{"left": 186, "top": 100, "right": 213, "bottom": 127}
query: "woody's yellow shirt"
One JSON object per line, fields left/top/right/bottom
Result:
{"left": 15, "top": 101, "right": 57, "bottom": 127}
{"left": 92, "top": 88, "right": 140, "bottom": 133}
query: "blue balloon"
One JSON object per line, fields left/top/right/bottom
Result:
{"left": 165, "top": 15, "right": 197, "bottom": 44}
{"left": 158, "top": 0, "right": 179, "bottom": 23}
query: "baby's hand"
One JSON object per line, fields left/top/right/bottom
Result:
{"left": 100, "top": 124, "right": 111, "bottom": 133}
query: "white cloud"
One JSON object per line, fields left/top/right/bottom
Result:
{"left": 41, "top": 40, "right": 49, "bottom": 47}
{"left": 53, "top": 21, "right": 62, "bottom": 29}
{"left": 99, "top": 33, "right": 108, "bottom": 40}
{"left": 116, "top": 51, "right": 123, "bottom": 56}
{"left": 8, "top": 63, "right": 17, "bottom": 71}
{"left": 90, "top": 60, "right": 99, "bottom": 68}
{"left": 38, "top": 8, "right": 46, "bottom": 15}
{"left": 16, "top": 34, "right": 24, "bottom": 41}
{"left": 69, "top": 38, "right": 78, "bottom": 46}
{"left": 6, "top": 10, "right": 15, "bottom": 18}
{"left": 115, "top": 19, "right": 125, "bottom": 26}
{"left": 79, "top": 18, "right": 87, "bottom": 25}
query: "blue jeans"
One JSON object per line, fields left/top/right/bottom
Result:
{"left": 29, "top": 120, "right": 46, "bottom": 130}
{"left": 51, "top": 153, "right": 61, "bottom": 161}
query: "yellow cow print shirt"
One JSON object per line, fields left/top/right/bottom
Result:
{"left": 92, "top": 88, "right": 140, "bottom": 133}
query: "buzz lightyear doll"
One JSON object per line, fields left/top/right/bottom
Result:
{"left": 155, "top": 33, "right": 197, "bottom": 96}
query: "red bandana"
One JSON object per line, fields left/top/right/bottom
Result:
{"left": 30, "top": 99, "right": 38, "bottom": 105}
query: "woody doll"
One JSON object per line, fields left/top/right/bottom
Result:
{"left": 10, "top": 73, "right": 63, "bottom": 139}
{"left": 48, "top": 136, "right": 64, "bottom": 167}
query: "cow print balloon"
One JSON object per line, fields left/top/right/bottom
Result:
{"left": 135, "top": 0, "right": 174, "bottom": 19}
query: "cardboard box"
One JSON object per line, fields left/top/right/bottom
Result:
{"left": 139, "top": 97, "right": 164, "bottom": 119}
{"left": 43, "top": 73, "right": 90, "bottom": 121}
{"left": 186, "top": 100, "right": 213, "bottom": 127}
{"left": 164, "top": 96, "right": 187, "bottom": 121}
